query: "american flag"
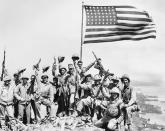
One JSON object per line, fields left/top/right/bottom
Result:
{"left": 83, "top": 5, "right": 156, "bottom": 44}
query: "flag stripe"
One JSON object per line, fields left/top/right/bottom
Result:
{"left": 115, "top": 6, "right": 135, "bottom": 8}
{"left": 84, "top": 32, "right": 156, "bottom": 41}
{"left": 117, "top": 23, "right": 155, "bottom": 27}
{"left": 84, "top": 36, "right": 156, "bottom": 44}
{"left": 86, "top": 26, "right": 154, "bottom": 32}
{"left": 116, "top": 11, "right": 148, "bottom": 16}
{"left": 117, "top": 17, "right": 152, "bottom": 22}
{"left": 85, "top": 30, "right": 156, "bottom": 38}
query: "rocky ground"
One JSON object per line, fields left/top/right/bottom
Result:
{"left": 2, "top": 93, "right": 165, "bottom": 131}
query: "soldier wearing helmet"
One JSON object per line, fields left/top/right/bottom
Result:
{"left": 91, "top": 74, "right": 105, "bottom": 121}
{"left": 14, "top": 74, "right": 32, "bottom": 124}
{"left": 95, "top": 87, "right": 124, "bottom": 131}
{"left": 0, "top": 75, "right": 15, "bottom": 130}
{"left": 120, "top": 74, "right": 139, "bottom": 130}
{"left": 34, "top": 70, "right": 55, "bottom": 120}
{"left": 76, "top": 74, "right": 93, "bottom": 116}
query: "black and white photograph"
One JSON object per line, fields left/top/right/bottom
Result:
{"left": 0, "top": 0, "right": 164, "bottom": 130}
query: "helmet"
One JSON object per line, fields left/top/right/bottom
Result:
{"left": 121, "top": 74, "right": 130, "bottom": 82}
{"left": 110, "top": 87, "right": 120, "bottom": 95}
{"left": 41, "top": 72, "right": 49, "bottom": 79}
{"left": 94, "top": 74, "right": 101, "bottom": 81}
{"left": 59, "top": 65, "right": 67, "bottom": 71}
{"left": 21, "top": 74, "right": 29, "bottom": 80}
{"left": 3, "top": 76, "right": 12, "bottom": 81}
{"left": 111, "top": 76, "right": 119, "bottom": 82}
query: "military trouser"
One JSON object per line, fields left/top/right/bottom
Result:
{"left": 124, "top": 104, "right": 139, "bottom": 125}
{"left": 0, "top": 104, "right": 14, "bottom": 130}
{"left": 76, "top": 96, "right": 93, "bottom": 113}
{"left": 39, "top": 98, "right": 58, "bottom": 120}
{"left": 18, "top": 103, "right": 31, "bottom": 124}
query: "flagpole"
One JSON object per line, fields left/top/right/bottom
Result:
{"left": 80, "top": 1, "right": 84, "bottom": 61}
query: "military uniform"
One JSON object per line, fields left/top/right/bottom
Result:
{"left": 37, "top": 82, "right": 55, "bottom": 119}
{"left": 14, "top": 82, "right": 32, "bottom": 123}
{"left": 76, "top": 75, "right": 93, "bottom": 115}
{"left": 121, "top": 74, "right": 139, "bottom": 127}
{"left": 0, "top": 76, "right": 15, "bottom": 130}
{"left": 95, "top": 87, "right": 124, "bottom": 130}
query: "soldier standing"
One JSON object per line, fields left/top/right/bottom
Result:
{"left": 0, "top": 76, "right": 15, "bottom": 130}
{"left": 14, "top": 75, "right": 31, "bottom": 124}
{"left": 35, "top": 72, "right": 55, "bottom": 120}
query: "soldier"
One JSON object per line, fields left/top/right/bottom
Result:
{"left": 76, "top": 74, "right": 93, "bottom": 116}
{"left": 14, "top": 75, "right": 31, "bottom": 124}
{"left": 35, "top": 72, "right": 55, "bottom": 120}
{"left": 65, "top": 64, "right": 79, "bottom": 115}
{"left": 91, "top": 74, "right": 104, "bottom": 120}
{"left": 94, "top": 87, "right": 124, "bottom": 131}
{"left": 55, "top": 66, "right": 67, "bottom": 116}
{"left": 0, "top": 76, "right": 15, "bottom": 130}
{"left": 120, "top": 74, "right": 139, "bottom": 130}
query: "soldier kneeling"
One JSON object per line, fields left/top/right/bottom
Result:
{"left": 94, "top": 87, "right": 124, "bottom": 131}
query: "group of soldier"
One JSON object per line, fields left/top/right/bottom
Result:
{"left": 0, "top": 54, "right": 140, "bottom": 131}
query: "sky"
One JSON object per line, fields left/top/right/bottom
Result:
{"left": 0, "top": 0, "right": 165, "bottom": 86}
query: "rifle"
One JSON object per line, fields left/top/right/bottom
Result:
{"left": 52, "top": 57, "right": 57, "bottom": 76}
{"left": 1, "top": 50, "right": 6, "bottom": 81}
{"left": 95, "top": 70, "right": 111, "bottom": 98}
{"left": 33, "top": 58, "right": 41, "bottom": 71}
{"left": 27, "top": 76, "right": 41, "bottom": 119}
{"left": 92, "top": 51, "right": 114, "bottom": 77}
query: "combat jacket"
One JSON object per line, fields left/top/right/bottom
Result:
{"left": 92, "top": 84, "right": 104, "bottom": 100}
{"left": 104, "top": 98, "right": 124, "bottom": 119}
{"left": 80, "top": 81, "right": 93, "bottom": 98}
{"left": 121, "top": 85, "right": 136, "bottom": 106}
{"left": 0, "top": 84, "right": 15, "bottom": 105}
{"left": 14, "top": 83, "right": 31, "bottom": 104}
{"left": 38, "top": 82, "right": 54, "bottom": 103}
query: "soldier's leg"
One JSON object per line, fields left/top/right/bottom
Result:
{"left": 6, "top": 105, "right": 16, "bottom": 130}
{"left": 40, "top": 104, "right": 47, "bottom": 119}
{"left": 0, "top": 105, "right": 6, "bottom": 130}
{"left": 50, "top": 103, "right": 58, "bottom": 118}
{"left": 18, "top": 104, "right": 25, "bottom": 122}
{"left": 25, "top": 103, "right": 31, "bottom": 124}
{"left": 126, "top": 105, "right": 138, "bottom": 125}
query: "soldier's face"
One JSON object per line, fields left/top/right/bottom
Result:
{"left": 60, "top": 69, "right": 66, "bottom": 75}
{"left": 86, "top": 76, "right": 92, "bottom": 82}
{"left": 69, "top": 68, "right": 74, "bottom": 74}
{"left": 123, "top": 78, "right": 129, "bottom": 87}
{"left": 111, "top": 93, "right": 118, "bottom": 100}
{"left": 94, "top": 80, "right": 100, "bottom": 85}
{"left": 42, "top": 77, "right": 48, "bottom": 83}
{"left": 22, "top": 79, "right": 28, "bottom": 85}
{"left": 78, "top": 63, "right": 82, "bottom": 68}
{"left": 4, "top": 80, "right": 11, "bottom": 86}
